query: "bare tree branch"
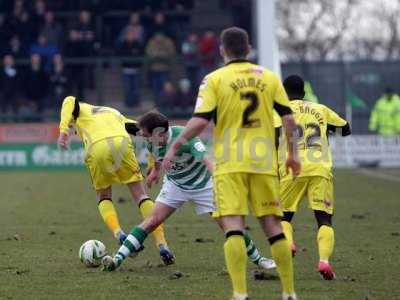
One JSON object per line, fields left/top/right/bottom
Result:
{"left": 276, "top": 0, "right": 400, "bottom": 61}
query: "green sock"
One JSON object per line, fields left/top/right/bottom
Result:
{"left": 244, "top": 232, "right": 263, "bottom": 265}
{"left": 115, "top": 227, "right": 148, "bottom": 262}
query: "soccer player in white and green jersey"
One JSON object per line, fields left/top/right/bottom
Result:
{"left": 102, "top": 111, "right": 276, "bottom": 271}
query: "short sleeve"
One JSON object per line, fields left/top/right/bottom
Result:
{"left": 326, "top": 106, "right": 347, "bottom": 127}
{"left": 272, "top": 75, "right": 292, "bottom": 116}
{"left": 123, "top": 117, "right": 137, "bottom": 124}
{"left": 189, "top": 138, "right": 207, "bottom": 160}
{"left": 193, "top": 76, "right": 217, "bottom": 120}
{"left": 273, "top": 110, "right": 282, "bottom": 128}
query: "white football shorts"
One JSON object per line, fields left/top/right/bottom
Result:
{"left": 155, "top": 178, "right": 215, "bottom": 215}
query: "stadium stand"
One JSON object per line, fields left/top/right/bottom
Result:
{"left": 0, "top": 0, "right": 246, "bottom": 121}
{"left": 0, "top": 0, "right": 394, "bottom": 134}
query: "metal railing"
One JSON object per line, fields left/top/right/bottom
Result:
{"left": 1, "top": 55, "right": 197, "bottom": 122}
{"left": 3, "top": 57, "right": 399, "bottom": 134}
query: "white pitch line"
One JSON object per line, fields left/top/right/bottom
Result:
{"left": 356, "top": 168, "right": 400, "bottom": 183}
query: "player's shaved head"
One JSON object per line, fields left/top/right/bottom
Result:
{"left": 138, "top": 111, "right": 169, "bottom": 134}
{"left": 283, "top": 75, "right": 305, "bottom": 100}
{"left": 220, "top": 26, "right": 250, "bottom": 59}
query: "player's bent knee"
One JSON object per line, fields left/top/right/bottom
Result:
{"left": 128, "top": 181, "right": 149, "bottom": 203}
{"left": 314, "top": 210, "right": 333, "bottom": 228}
{"left": 219, "top": 215, "right": 245, "bottom": 233}
{"left": 259, "top": 214, "right": 283, "bottom": 238}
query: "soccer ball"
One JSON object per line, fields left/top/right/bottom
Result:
{"left": 78, "top": 240, "right": 107, "bottom": 267}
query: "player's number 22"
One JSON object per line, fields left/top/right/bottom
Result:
{"left": 296, "top": 123, "right": 321, "bottom": 150}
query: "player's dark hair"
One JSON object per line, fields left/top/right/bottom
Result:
{"left": 283, "top": 75, "right": 305, "bottom": 100}
{"left": 220, "top": 26, "right": 249, "bottom": 58}
{"left": 138, "top": 111, "right": 169, "bottom": 134}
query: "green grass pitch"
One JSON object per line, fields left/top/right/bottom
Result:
{"left": 1, "top": 169, "right": 399, "bottom": 300}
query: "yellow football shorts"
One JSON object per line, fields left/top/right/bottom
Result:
{"left": 280, "top": 176, "right": 334, "bottom": 214}
{"left": 212, "top": 172, "right": 283, "bottom": 218}
{"left": 85, "top": 136, "right": 143, "bottom": 190}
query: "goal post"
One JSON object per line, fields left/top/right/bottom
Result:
{"left": 253, "top": 0, "right": 281, "bottom": 77}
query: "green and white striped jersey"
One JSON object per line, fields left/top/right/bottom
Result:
{"left": 148, "top": 126, "right": 211, "bottom": 190}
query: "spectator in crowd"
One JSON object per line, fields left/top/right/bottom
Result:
{"left": 117, "top": 25, "right": 144, "bottom": 108}
{"left": 66, "top": 10, "right": 96, "bottom": 97}
{"left": 139, "top": 5, "right": 154, "bottom": 29}
{"left": 0, "top": 54, "right": 20, "bottom": 113}
{"left": 67, "top": 10, "right": 96, "bottom": 57}
{"left": 6, "top": 35, "right": 26, "bottom": 58}
{"left": 41, "top": 11, "right": 62, "bottom": 48}
{"left": 181, "top": 33, "right": 199, "bottom": 87}
{"left": 30, "top": 34, "right": 59, "bottom": 72}
{"left": 13, "top": 0, "right": 25, "bottom": 14}
{"left": 49, "top": 54, "right": 69, "bottom": 107}
{"left": 169, "top": 3, "right": 191, "bottom": 46}
{"left": 177, "top": 78, "right": 195, "bottom": 111}
{"left": 24, "top": 53, "right": 49, "bottom": 112}
{"left": 10, "top": 0, "right": 24, "bottom": 23}
{"left": 146, "top": 32, "right": 176, "bottom": 99}
{"left": 159, "top": 80, "right": 179, "bottom": 108}
{"left": 118, "top": 12, "right": 145, "bottom": 45}
{"left": 149, "top": 12, "right": 172, "bottom": 40}
{"left": 198, "top": 30, "right": 219, "bottom": 78}
{"left": 15, "top": 10, "right": 38, "bottom": 50}
{"left": 31, "top": 0, "right": 47, "bottom": 29}
{"left": 369, "top": 88, "right": 400, "bottom": 136}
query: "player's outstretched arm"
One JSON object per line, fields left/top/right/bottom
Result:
{"left": 58, "top": 96, "right": 76, "bottom": 150}
{"left": 282, "top": 114, "right": 301, "bottom": 177}
{"left": 162, "top": 117, "right": 209, "bottom": 170}
{"left": 57, "top": 132, "right": 70, "bottom": 150}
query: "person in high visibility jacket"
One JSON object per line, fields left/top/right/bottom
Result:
{"left": 369, "top": 88, "right": 400, "bottom": 136}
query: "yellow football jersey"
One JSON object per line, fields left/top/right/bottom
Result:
{"left": 194, "top": 60, "right": 292, "bottom": 176}
{"left": 274, "top": 100, "right": 348, "bottom": 180}
{"left": 59, "top": 96, "right": 135, "bottom": 149}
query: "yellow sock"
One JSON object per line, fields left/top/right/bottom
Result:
{"left": 270, "top": 236, "right": 295, "bottom": 295}
{"left": 317, "top": 225, "right": 334, "bottom": 262}
{"left": 224, "top": 234, "right": 247, "bottom": 296}
{"left": 281, "top": 221, "right": 294, "bottom": 246}
{"left": 98, "top": 199, "right": 121, "bottom": 236}
{"left": 139, "top": 199, "right": 167, "bottom": 247}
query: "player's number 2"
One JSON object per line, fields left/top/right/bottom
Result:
{"left": 240, "top": 92, "right": 260, "bottom": 128}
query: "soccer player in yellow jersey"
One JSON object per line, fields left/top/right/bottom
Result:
{"left": 275, "top": 75, "right": 351, "bottom": 280}
{"left": 57, "top": 96, "right": 174, "bottom": 265}
{"left": 163, "top": 27, "right": 300, "bottom": 300}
